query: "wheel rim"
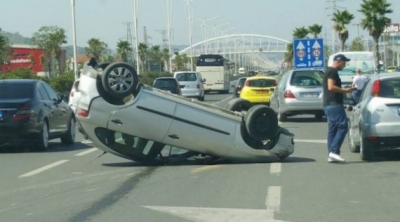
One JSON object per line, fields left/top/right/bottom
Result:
{"left": 43, "top": 123, "right": 49, "bottom": 148}
{"left": 106, "top": 67, "right": 135, "bottom": 94}
{"left": 70, "top": 119, "right": 76, "bottom": 141}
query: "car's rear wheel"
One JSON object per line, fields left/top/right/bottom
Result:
{"left": 61, "top": 117, "right": 75, "bottom": 145}
{"left": 244, "top": 105, "right": 278, "bottom": 141}
{"left": 315, "top": 112, "right": 323, "bottom": 120}
{"left": 102, "top": 62, "right": 138, "bottom": 99}
{"left": 226, "top": 98, "right": 252, "bottom": 113}
{"left": 348, "top": 123, "right": 360, "bottom": 153}
{"left": 32, "top": 121, "right": 49, "bottom": 152}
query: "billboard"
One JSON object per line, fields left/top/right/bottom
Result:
{"left": 1, "top": 45, "right": 44, "bottom": 74}
{"left": 383, "top": 23, "right": 400, "bottom": 33}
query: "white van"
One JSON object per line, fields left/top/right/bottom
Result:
{"left": 173, "top": 71, "right": 205, "bottom": 101}
{"left": 238, "top": 67, "right": 245, "bottom": 75}
{"left": 327, "top": 51, "right": 376, "bottom": 87}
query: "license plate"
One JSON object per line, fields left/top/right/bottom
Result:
{"left": 207, "top": 84, "right": 213, "bottom": 86}
{"left": 256, "top": 91, "right": 268, "bottom": 94}
{"left": 0, "top": 111, "right": 2, "bottom": 118}
{"left": 301, "top": 92, "right": 318, "bottom": 98}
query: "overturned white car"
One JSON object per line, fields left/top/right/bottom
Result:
{"left": 75, "top": 59, "right": 294, "bottom": 164}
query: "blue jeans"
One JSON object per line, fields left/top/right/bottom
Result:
{"left": 323, "top": 105, "right": 348, "bottom": 155}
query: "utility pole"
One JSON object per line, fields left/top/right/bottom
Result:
{"left": 131, "top": 0, "right": 140, "bottom": 75}
{"left": 326, "top": 0, "right": 344, "bottom": 53}
{"left": 126, "top": 22, "right": 134, "bottom": 64}
{"left": 143, "top": 26, "right": 152, "bottom": 45}
{"left": 155, "top": 29, "right": 168, "bottom": 48}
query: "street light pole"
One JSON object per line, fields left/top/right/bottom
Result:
{"left": 70, "top": 0, "right": 78, "bottom": 80}
{"left": 131, "top": 0, "right": 140, "bottom": 75}
{"left": 183, "top": 0, "right": 195, "bottom": 71}
{"left": 166, "top": 0, "right": 173, "bottom": 73}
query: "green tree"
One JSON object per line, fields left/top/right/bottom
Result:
{"left": 308, "top": 24, "right": 323, "bottom": 38}
{"left": 332, "top": 10, "right": 355, "bottom": 52}
{"left": 138, "top": 43, "right": 148, "bottom": 71}
{"left": 349, "top": 37, "right": 366, "bottom": 51}
{"left": 359, "top": 0, "right": 392, "bottom": 69}
{"left": 116, "top": 40, "right": 132, "bottom": 63}
{"left": 161, "top": 48, "right": 170, "bottom": 72}
{"left": 85, "top": 38, "right": 108, "bottom": 61}
{"left": 173, "top": 52, "right": 185, "bottom": 70}
{"left": 31, "top": 26, "right": 67, "bottom": 76}
{"left": 148, "top": 45, "right": 163, "bottom": 71}
{"left": 0, "top": 28, "right": 11, "bottom": 72}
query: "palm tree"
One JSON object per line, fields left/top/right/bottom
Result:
{"left": 308, "top": 24, "right": 323, "bottom": 38}
{"left": 138, "top": 43, "right": 148, "bottom": 71}
{"left": 359, "top": 0, "right": 392, "bottom": 69}
{"left": 86, "top": 38, "right": 108, "bottom": 61}
{"left": 332, "top": 10, "right": 355, "bottom": 52}
{"left": 0, "top": 29, "right": 11, "bottom": 72}
{"left": 161, "top": 48, "right": 170, "bottom": 72}
{"left": 149, "top": 45, "right": 162, "bottom": 71}
{"left": 293, "top": 27, "right": 309, "bottom": 39}
{"left": 116, "top": 40, "right": 132, "bottom": 63}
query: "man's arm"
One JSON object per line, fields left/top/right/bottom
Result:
{"left": 327, "top": 78, "right": 353, "bottom": 94}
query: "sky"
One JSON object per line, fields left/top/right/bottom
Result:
{"left": 1, "top": 0, "right": 399, "bottom": 50}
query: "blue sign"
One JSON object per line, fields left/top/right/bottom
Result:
{"left": 293, "top": 38, "right": 325, "bottom": 69}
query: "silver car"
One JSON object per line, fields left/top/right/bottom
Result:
{"left": 174, "top": 71, "right": 205, "bottom": 101}
{"left": 75, "top": 60, "right": 294, "bottom": 164}
{"left": 270, "top": 69, "right": 325, "bottom": 121}
{"left": 345, "top": 72, "right": 400, "bottom": 161}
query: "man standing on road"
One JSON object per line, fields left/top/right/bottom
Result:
{"left": 323, "top": 54, "right": 355, "bottom": 163}
{"left": 351, "top": 69, "right": 367, "bottom": 101}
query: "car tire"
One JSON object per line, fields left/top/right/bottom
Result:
{"left": 240, "top": 122, "right": 276, "bottom": 150}
{"left": 102, "top": 62, "right": 138, "bottom": 99}
{"left": 198, "top": 96, "right": 205, "bottom": 101}
{"left": 32, "top": 121, "right": 49, "bottom": 152}
{"left": 348, "top": 123, "right": 360, "bottom": 153}
{"left": 244, "top": 105, "right": 279, "bottom": 141}
{"left": 61, "top": 117, "right": 76, "bottom": 145}
{"left": 226, "top": 98, "right": 252, "bottom": 112}
{"left": 315, "top": 112, "right": 323, "bottom": 121}
{"left": 360, "top": 130, "right": 375, "bottom": 161}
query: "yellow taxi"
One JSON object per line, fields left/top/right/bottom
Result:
{"left": 240, "top": 75, "right": 277, "bottom": 104}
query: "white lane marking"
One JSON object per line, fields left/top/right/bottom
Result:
{"left": 266, "top": 186, "right": 281, "bottom": 211}
{"left": 294, "top": 139, "right": 327, "bottom": 144}
{"left": 74, "top": 148, "right": 98, "bottom": 157}
{"left": 143, "top": 206, "right": 288, "bottom": 222}
{"left": 19, "top": 160, "right": 69, "bottom": 178}
{"left": 212, "top": 95, "right": 232, "bottom": 105}
{"left": 270, "top": 163, "right": 282, "bottom": 175}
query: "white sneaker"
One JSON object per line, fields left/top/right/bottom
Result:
{"left": 328, "top": 157, "right": 335, "bottom": 163}
{"left": 328, "top": 152, "right": 346, "bottom": 162}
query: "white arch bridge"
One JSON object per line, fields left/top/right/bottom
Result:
{"left": 177, "top": 34, "right": 290, "bottom": 70}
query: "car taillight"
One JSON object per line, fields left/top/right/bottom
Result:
{"left": 371, "top": 80, "right": 381, "bottom": 97}
{"left": 12, "top": 104, "right": 31, "bottom": 121}
{"left": 284, "top": 90, "right": 295, "bottom": 98}
{"left": 77, "top": 108, "right": 89, "bottom": 117}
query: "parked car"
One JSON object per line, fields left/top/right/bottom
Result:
{"left": 0, "top": 79, "right": 75, "bottom": 151}
{"left": 232, "top": 77, "right": 247, "bottom": 97}
{"left": 152, "top": 77, "right": 181, "bottom": 95}
{"left": 174, "top": 71, "right": 205, "bottom": 101}
{"left": 240, "top": 76, "right": 277, "bottom": 105}
{"left": 345, "top": 72, "right": 400, "bottom": 161}
{"left": 75, "top": 60, "right": 294, "bottom": 163}
{"left": 270, "top": 69, "right": 325, "bottom": 121}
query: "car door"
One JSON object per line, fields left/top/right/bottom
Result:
{"left": 42, "top": 83, "right": 69, "bottom": 134}
{"left": 270, "top": 72, "right": 289, "bottom": 112}
{"left": 162, "top": 102, "right": 236, "bottom": 158}
{"left": 107, "top": 92, "right": 176, "bottom": 143}
{"left": 349, "top": 79, "right": 372, "bottom": 144}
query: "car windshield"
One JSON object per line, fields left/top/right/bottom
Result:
{"left": 175, "top": 73, "right": 197, "bottom": 81}
{"left": 153, "top": 79, "right": 177, "bottom": 89}
{"left": 290, "top": 71, "right": 324, "bottom": 86}
{"left": 247, "top": 79, "right": 275, "bottom": 87}
{"left": 0, "top": 82, "right": 34, "bottom": 99}
{"left": 379, "top": 78, "right": 400, "bottom": 98}
{"left": 339, "top": 54, "right": 375, "bottom": 75}
{"left": 237, "top": 78, "right": 247, "bottom": 86}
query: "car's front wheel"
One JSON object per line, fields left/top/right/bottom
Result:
{"left": 226, "top": 98, "right": 252, "bottom": 113}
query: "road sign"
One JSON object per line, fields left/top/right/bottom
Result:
{"left": 293, "top": 38, "right": 325, "bottom": 69}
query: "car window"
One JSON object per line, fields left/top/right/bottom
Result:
{"left": 237, "top": 78, "right": 247, "bottom": 86}
{"left": 359, "top": 79, "right": 372, "bottom": 102}
{"left": 154, "top": 79, "right": 178, "bottom": 88}
{"left": 247, "top": 79, "right": 276, "bottom": 87}
{"left": 278, "top": 73, "right": 289, "bottom": 90}
{"left": 0, "top": 82, "right": 34, "bottom": 99}
{"left": 175, "top": 73, "right": 197, "bottom": 81}
{"left": 38, "top": 84, "right": 50, "bottom": 100}
{"left": 42, "top": 82, "right": 59, "bottom": 101}
{"left": 379, "top": 79, "right": 400, "bottom": 98}
{"left": 290, "top": 71, "right": 324, "bottom": 86}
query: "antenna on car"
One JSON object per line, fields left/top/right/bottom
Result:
{"left": 84, "top": 151, "right": 107, "bottom": 166}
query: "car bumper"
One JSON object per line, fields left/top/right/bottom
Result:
{"left": 279, "top": 99, "right": 323, "bottom": 114}
{"left": 181, "top": 89, "right": 204, "bottom": 98}
{"left": 0, "top": 123, "right": 39, "bottom": 145}
{"left": 363, "top": 122, "right": 400, "bottom": 138}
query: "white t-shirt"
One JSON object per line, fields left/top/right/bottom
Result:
{"left": 352, "top": 75, "right": 367, "bottom": 90}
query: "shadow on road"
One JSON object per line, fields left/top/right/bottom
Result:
{"left": 0, "top": 142, "right": 93, "bottom": 153}
{"left": 282, "top": 117, "right": 327, "bottom": 123}
{"left": 281, "top": 156, "right": 316, "bottom": 163}
{"left": 345, "top": 150, "right": 400, "bottom": 164}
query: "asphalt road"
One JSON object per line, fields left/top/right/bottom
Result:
{"left": 1, "top": 93, "right": 400, "bottom": 222}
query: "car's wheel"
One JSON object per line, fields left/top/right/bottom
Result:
{"left": 198, "top": 96, "right": 205, "bottom": 101}
{"left": 102, "top": 62, "right": 138, "bottom": 99}
{"left": 315, "top": 112, "right": 323, "bottom": 120}
{"left": 32, "top": 121, "right": 49, "bottom": 151}
{"left": 360, "top": 130, "right": 375, "bottom": 161}
{"left": 244, "top": 105, "right": 279, "bottom": 141}
{"left": 61, "top": 117, "right": 76, "bottom": 145}
{"left": 277, "top": 106, "right": 287, "bottom": 122}
{"left": 348, "top": 123, "right": 360, "bottom": 153}
{"left": 240, "top": 121, "right": 276, "bottom": 150}
{"left": 226, "top": 98, "right": 252, "bottom": 113}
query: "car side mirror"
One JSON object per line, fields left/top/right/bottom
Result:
{"left": 231, "top": 85, "right": 236, "bottom": 88}
{"left": 202, "top": 78, "right": 206, "bottom": 83}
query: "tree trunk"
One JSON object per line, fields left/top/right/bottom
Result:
{"left": 373, "top": 35, "right": 380, "bottom": 73}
